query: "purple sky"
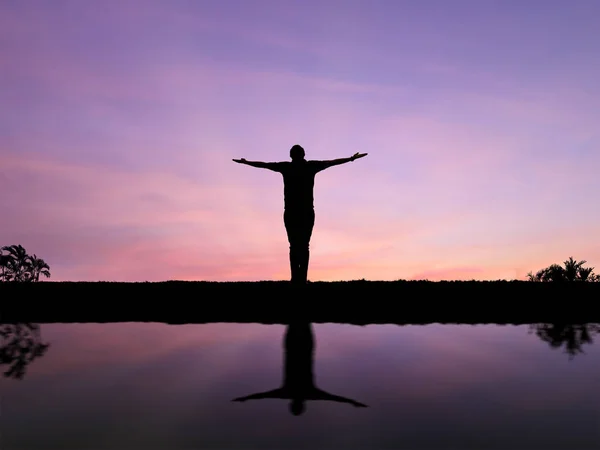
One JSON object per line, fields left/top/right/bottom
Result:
{"left": 1, "top": 0, "right": 599, "bottom": 281}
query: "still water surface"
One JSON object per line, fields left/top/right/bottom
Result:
{"left": 2, "top": 323, "right": 599, "bottom": 449}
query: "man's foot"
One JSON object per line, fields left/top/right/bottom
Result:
{"left": 290, "top": 276, "right": 307, "bottom": 286}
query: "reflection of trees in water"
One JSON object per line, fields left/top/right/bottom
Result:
{"left": 529, "top": 323, "right": 600, "bottom": 359}
{"left": 0, "top": 323, "right": 50, "bottom": 379}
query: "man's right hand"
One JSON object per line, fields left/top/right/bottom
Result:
{"left": 351, "top": 153, "right": 368, "bottom": 161}
{"left": 232, "top": 158, "right": 247, "bottom": 164}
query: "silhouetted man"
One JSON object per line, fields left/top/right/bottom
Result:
{"left": 233, "top": 145, "right": 367, "bottom": 284}
{"left": 232, "top": 321, "right": 367, "bottom": 415}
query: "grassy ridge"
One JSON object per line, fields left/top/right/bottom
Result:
{"left": 2, "top": 280, "right": 599, "bottom": 324}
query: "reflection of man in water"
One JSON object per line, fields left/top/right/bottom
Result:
{"left": 233, "top": 145, "right": 367, "bottom": 284}
{"left": 232, "top": 322, "right": 368, "bottom": 416}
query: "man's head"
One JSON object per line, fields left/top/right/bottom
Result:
{"left": 290, "top": 145, "right": 305, "bottom": 161}
{"left": 289, "top": 399, "right": 306, "bottom": 416}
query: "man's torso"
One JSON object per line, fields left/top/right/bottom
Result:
{"left": 278, "top": 160, "right": 326, "bottom": 211}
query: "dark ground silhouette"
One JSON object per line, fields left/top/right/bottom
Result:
{"left": 233, "top": 145, "right": 367, "bottom": 284}
{"left": 232, "top": 320, "right": 367, "bottom": 416}
{"left": 2, "top": 281, "right": 599, "bottom": 324}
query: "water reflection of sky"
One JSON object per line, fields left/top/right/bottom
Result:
{"left": 2, "top": 323, "right": 599, "bottom": 449}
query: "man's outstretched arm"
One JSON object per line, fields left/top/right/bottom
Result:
{"left": 318, "top": 152, "right": 368, "bottom": 170}
{"left": 232, "top": 158, "right": 283, "bottom": 172}
{"left": 310, "top": 388, "right": 368, "bottom": 407}
{"left": 231, "top": 388, "right": 287, "bottom": 402}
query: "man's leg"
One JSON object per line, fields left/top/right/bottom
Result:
{"left": 289, "top": 246, "right": 300, "bottom": 283}
{"left": 284, "top": 211, "right": 301, "bottom": 284}
{"left": 298, "top": 211, "right": 315, "bottom": 284}
{"left": 298, "top": 246, "right": 309, "bottom": 284}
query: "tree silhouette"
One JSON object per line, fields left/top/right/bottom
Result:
{"left": 526, "top": 257, "right": 599, "bottom": 282}
{"left": 0, "top": 251, "right": 8, "bottom": 281}
{"left": 28, "top": 254, "right": 51, "bottom": 282}
{"left": 0, "top": 323, "right": 50, "bottom": 379}
{"left": 0, "top": 245, "right": 51, "bottom": 282}
{"left": 1, "top": 244, "right": 30, "bottom": 281}
{"left": 528, "top": 323, "right": 599, "bottom": 359}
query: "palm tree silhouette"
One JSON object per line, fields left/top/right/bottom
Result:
{"left": 1, "top": 245, "right": 30, "bottom": 282}
{"left": 232, "top": 321, "right": 367, "bottom": 416}
{"left": 27, "top": 254, "right": 51, "bottom": 282}
{"left": 0, "top": 245, "right": 51, "bottom": 282}
{"left": 0, "top": 250, "right": 8, "bottom": 282}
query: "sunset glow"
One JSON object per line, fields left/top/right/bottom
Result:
{"left": 2, "top": 0, "right": 599, "bottom": 281}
